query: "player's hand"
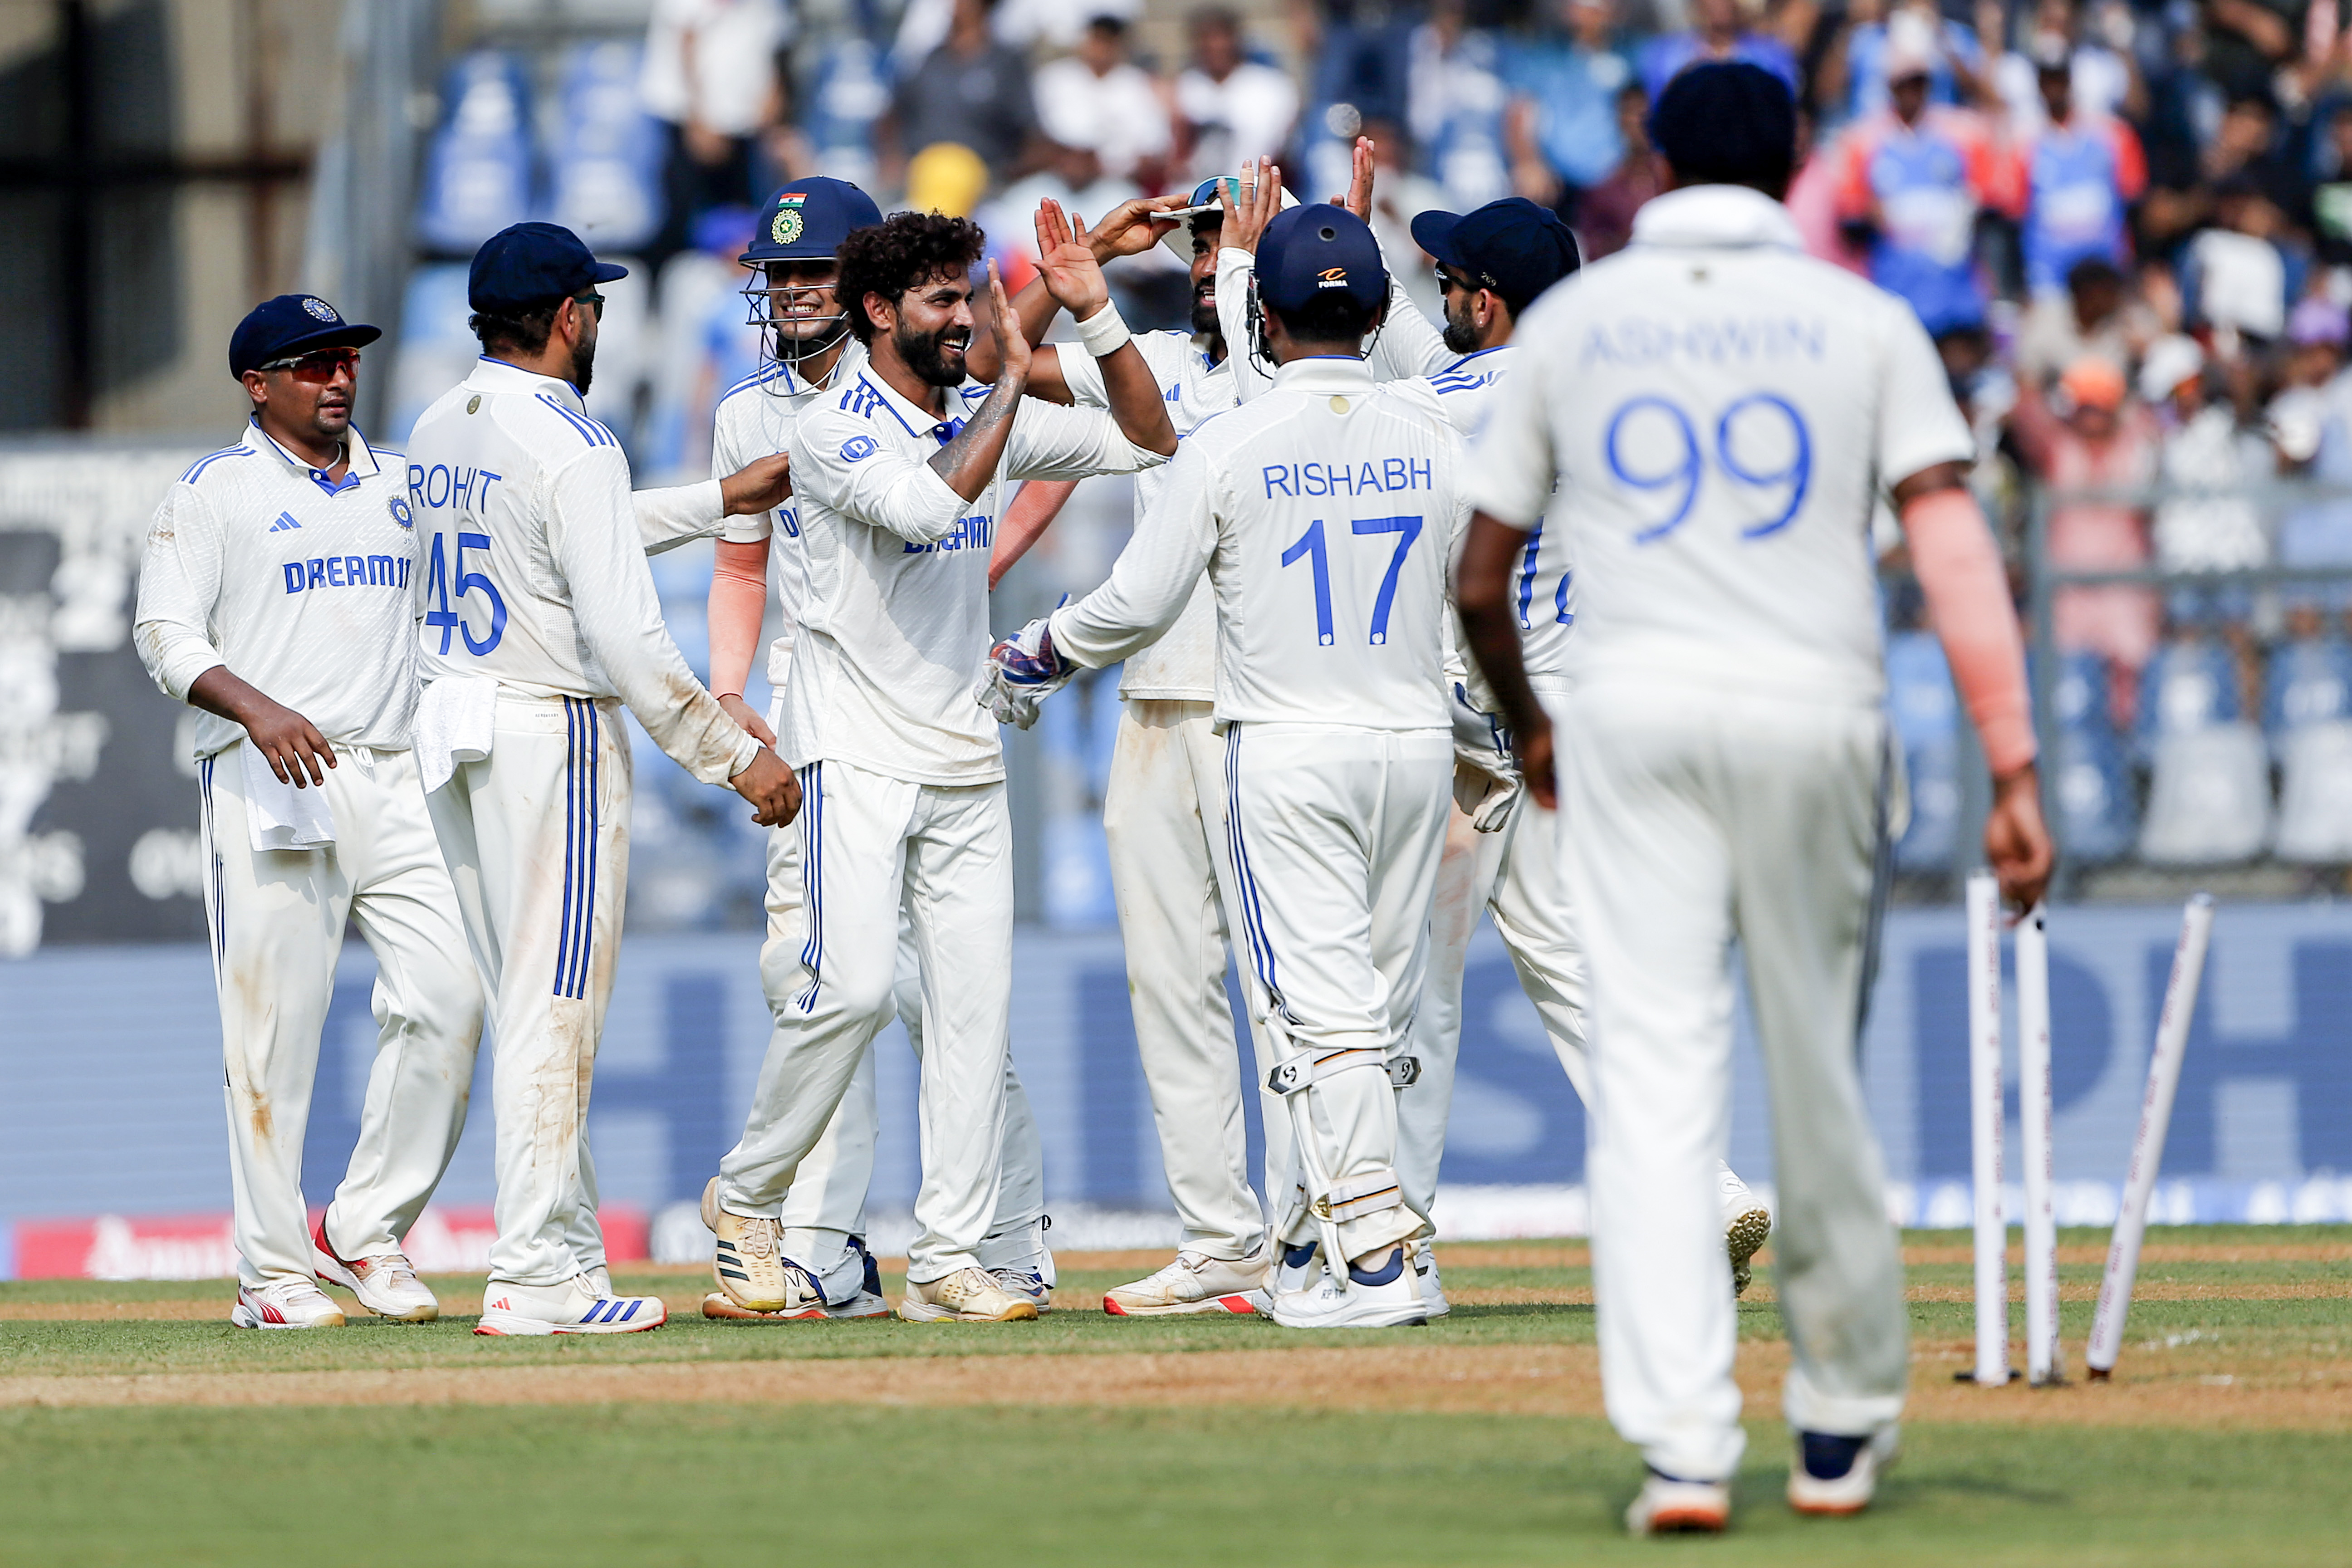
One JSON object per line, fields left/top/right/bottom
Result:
{"left": 1514, "top": 714, "right": 1558, "bottom": 812}
{"left": 1335, "top": 135, "right": 1375, "bottom": 223}
{"left": 1986, "top": 764, "right": 2054, "bottom": 912}
{"left": 719, "top": 693, "right": 778, "bottom": 749}
{"left": 1086, "top": 193, "right": 1189, "bottom": 260}
{"left": 985, "top": 258, "right": 1031, "bottom": 383}
{"left": 1225, "top": 157, "right": 1282, "bottom": 256}
{"left": 1035, "top": 200, "right": 1111, "bottom": 322}
{"left": 730, "top": 745, "right": 801, "bottom": 827}
{"left": 975, "top": 612, "right": 1075, "bottom": 728}
{"left": 243, "top": 695, "right": 338, "bottom": 787}
{"left": 1450, "top": 681, "right": 1521, "bottom": 831}
{"left": 720, "top": 452, "right": 791, "bottom": 515}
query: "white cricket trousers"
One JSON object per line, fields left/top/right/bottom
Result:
{"left": 197, "top": 742, "right": 481, "bottom": 1288}
{"left": 1102, "top": 698, "right": 1289, "bottom": 1260}
{"left": 427, "top": 691, "right": 631, "bottom": 1289}
{"left": 1560, "top": 677, "right": 1906, "bottom": 1482}
{"left": 755, "top": 814, "right": 1045, "bottom": 1287}
{"left": 718, "top": 758, "right": 1015, "bottom": 1284}
{"left": 1399, "top": 784, "right": 1590, "bottom": 1221}
{"left": 1225, "top": 722, "right": 1449, "bottom": 1264}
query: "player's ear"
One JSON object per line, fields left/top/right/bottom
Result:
{"left": 865, "top": 291, "right": 895, "bottom": 334}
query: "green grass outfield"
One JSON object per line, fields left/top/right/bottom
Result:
{"left": 2, "top": 1226, "right": 2346, "bottom": 1566}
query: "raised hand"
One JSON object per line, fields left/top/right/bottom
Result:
{"left": 1035, "top": 200, "right": 1111, "bottom": 322}
{"left": 1225, "top": 157, "right": 1283, "bottom": 255}
{"left": 985, "top": 257, "right": 1031, "bottom": 383}
{"left": 1335, "top": 135, "right": 1375, "bottom": 223}
{"left": 1085, "top": 192, "right": 1191, "bottom": 259}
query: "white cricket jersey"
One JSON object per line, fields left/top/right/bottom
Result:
{"left": 1051, "top": 355, "right": 1465, "bottom": 732}
{"left": 1467, "top": 185, "right": 1975, "bottom": 705}
{"left": 404, "top": 357, "right": 757, "bottom": 784}
{"left": 711, "top": 339, "right": 870, "bottom": 688}
{"left": 136, "top": 421, "right": 421, "bottom": 759}
{"left": 784, "top": 363, "right": 1168, "bottom": 784}
{"left": 1054, "top": 332, "right": 1234, "bottom": 701}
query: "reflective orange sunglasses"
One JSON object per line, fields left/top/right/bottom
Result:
{"left": 257, "top": 348, "right": 361, "bottom": 382}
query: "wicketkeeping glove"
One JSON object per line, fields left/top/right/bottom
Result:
{"left": 974, "top": 612, "right": 1076, "bottom": 730}
{"left": 1450, "top": 680, "right": 1521, "bottom": 832}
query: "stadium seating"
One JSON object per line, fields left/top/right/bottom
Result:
{"left": 416, "top": 51, "right": 537, "bottom": 256}
{"left": 1884, "top": 630, "right": 1958, "bottom": 872}
{"left": 803, "top": 37, "right": 891, "bottom": 188}
{"left": 544, "top": 40, "right": 666, "bottom": 255}
{"left": 2267, "top": 635, "right": 2352, "bottom": 862}
{"left": 2049, "top": 649, "right": 2138, "bottom": 864}
{"left": 2138, "top": 637, "right": 2272, "bottom": 864}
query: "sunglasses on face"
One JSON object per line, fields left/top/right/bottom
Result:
{"left": 1436, "top": 269, "right": 1475, "bottom": 297}
{"left": 573, "top": 291, "right": 606, "bottom": 320}
{"left": 257, "top": 348, "right": 360, "bottom": 381}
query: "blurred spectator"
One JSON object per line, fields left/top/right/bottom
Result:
{"left": 2144, "top": 93, "right": 2307, "bottom": 252}
{"left": 2200, "top": 0, "right": 2306, "bottom": 102}
{"left": 906, "top": 139, "right": 993, "bottom": 216}
{"left": 2187, "top": 175, "right": 2292, "bottom": 340}
{"left": 1572, "top": 82, "right": 1664, "bottom": 258}
{"left": 2276, "top": 298, "right": 2352, "bottom": 629}
{"left": 1034, "top": 13, "right": 1174, "bottom": 184}
{"left": 2018, "top": 41, "right": 2147, "bottom": 299}
{"left": 1993, "top": 0, "right": 2144, "bottom": 137}
{"left": 1359, "top": 120, "right": 1453, "bottom": 322}
{"left": 2014, "top": 256, "right": 2164, "bottom": 382}
{"left": 1786, "top": 109, "right": 1871, "bottom": 272}
{"left": 2008, "top": 357, "right": 2161, "bottom": 722}
{"left": 639, "top": 0, "right": 792, "bottom": 267}
{"left": 884, "top": 0, "right": 1042, "bottom": 187}
{"left": 1636, "top": 0, "right": 1801, "bottom": 101}
{"left": 2143, "top": 334, "right": 2271, "bottom": 685}
{"left": 1834, "top": 35, "right": 2022, "bottom": 338}
{"left": 1503, "top": 0, "right": 1632, "bottom": 212}
{"left": 1824, "top": 0, "right": 1989, "bottom": 126}
{"left": 1407, "top": 0, "right": 1513, "bottom": 208}
{"left": 1175, "top": 7, "right": 1300, "bottom": 182}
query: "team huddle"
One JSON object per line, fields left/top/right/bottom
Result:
{"left": 136, "top": 63, "right": 2050, "bottom": 1534}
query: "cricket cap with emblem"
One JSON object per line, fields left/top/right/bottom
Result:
{"left": 743, "top": 177, "right": 883, "bottom": 264}
{"left": 467, "top": 221, "right": 628, "bottom": 314}
{"left": 1411, "top": 197, "right": 1582, "bottom": 314}
{"left": 1255, "top": 203, "right": 1385, "bottom": 314}
{"left": 228, "top": 294, "right": 380, "bottom": 379}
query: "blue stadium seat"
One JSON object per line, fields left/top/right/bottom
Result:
{"left": 2136, "top": 636, "right": 2242, "bottom": 753}
{"left": 544, "top": 40, "right": 665, "bottom": 253}
{"left": 803, "top": 39, "right": 890, "bottom": 187}
{"left": 2047, "top": 650, "right": 2136, "bottom": 863}
{"left": 2264, "top": 636, "right": 2352, "bottom": 736}
{"left": 1885, "top": 630, "right": 1957, "bottom": 872}
{"left": 416, "top": 51, "right": 537, "bottom": 256}
{"left": 2267, "top": 637, "right": 2352, "bottom": 861}
{"left": 2138, "top": 637, "right": 2271, "bottom": 863}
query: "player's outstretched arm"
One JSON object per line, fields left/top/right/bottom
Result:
{"left": 707, "top": 536, "right": 778, "bottom": 746}
{"left": 1035, "top": 201, "right": 1177, "bottom": 456}
{"left": 1893, "top": 461, "right": 2053, "bottom": 910}
{"left": 964, "top": 193, "right": 1187, "bottom": 396}
{"left": 633, "top": 455, "right": 789, "bottom": 555}
{"left": 189, "top": 666, "right": 338, "bottom": 787}
{"left": 1455, "top": 510, "right": 1553, "bottom": 808}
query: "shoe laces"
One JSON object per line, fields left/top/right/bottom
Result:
{"left": 941, "top": 1266, "right": 1000, "bottom": 1306}
{"left": 361, "top": 1254, "right": 421, "bottom": 1290}
{"left": 736, "top": 1215, "right": 781, "bottom": 1261}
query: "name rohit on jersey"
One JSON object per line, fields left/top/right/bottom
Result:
{"left": 283, "top": 554, "right": 412, "bottom": 593}
{"left": 407, "top": 462, "right": 505, "bottom": 511}
{"left": 1261, "top": 456, "right": 1435, "bottom": 500}
{"left": 904, "top": 515, "right": 994, "bottom": 554}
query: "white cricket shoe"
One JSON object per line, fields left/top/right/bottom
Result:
{"left": 1102, "top": 1246, "right": 1268, "bottom": 1317}
{"left": 1719, "top": 1162, "right": 1772, "bottom": 1297}
{"left": 703, "top": 1175, "right": 800, "bottom": 1312}
{"left": 1268, "top": 1246, "right": 1427, "bottom": 1329}
{"left": 311, "top": 1217, "right": 437, "bottom": 1322}
{"left": 580, "top": 1265, "right": 613, "bottom": 1299}
{"left": 983, "top": 1215, "right": 1057, "bottom": 1313}
{"left": 1625, "top": 1473, "right": 1731, "bottom": 1535}
{"left": 1410, "top": 1238, "right": 1450, "bottom": 1318}
{"left": 230, "top": 1278, "right": 346, "bottom": 1330}
{"left": 897, "top": 1265, "right": 1040, "bottom": 1322}
{"left": 475, "top": 1276, "right": 666, "bottom": 1336}
{"left": 1787, "top": 1427, "right": 1900, "bottom": 1516}
{"left": 701, "top": 1238, "right": 891, "bottom": 1321}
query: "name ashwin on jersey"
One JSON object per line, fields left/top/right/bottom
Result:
{"left": 1261, "top": 456, "right": 1435, "bottom": 499}
{"left": 1578, "top": 317, "right": 1828, "bottom": 367}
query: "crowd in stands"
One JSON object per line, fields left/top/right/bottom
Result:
{"left": 393, "top": 0, "right": 2352, "bottom": 918}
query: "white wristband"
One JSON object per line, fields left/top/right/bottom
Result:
{"left": 1074, "top": 302, "right": 1132, "bottom": 358}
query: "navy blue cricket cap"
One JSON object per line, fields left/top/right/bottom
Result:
{"left": 468, "top": 222, "right": 628, "bottom": 315}
{"left": 1647, "top": 61, "right": 1798, "bottom": 193}
{"left": 228, "top": 294, "right": 380, "bottom": 380}
{"left": 743, "top": 177, "right": 884, "bottom": 264}
{"left": 1410, "top": 198, "right": 1582, "bottom": 314}
{"left": 1256, "top": 204, "right": 1386, "bottom": 314}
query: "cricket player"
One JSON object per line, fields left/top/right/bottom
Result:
{"left": 134, "top": 295, "right": 479, "bottom": 1330}
{"left": 1455, "top": 64, "right": 2053, "bottom": 1530}
{"left": 407, "top": 222, "right": 800, "bottom": 1336}
{"left": 709, "top": 209, "right": 1176, "bottom": 1322}
{"left": 986, "top": 203, "right": 1465, "bottom": 1329}
{"left": 964, "top": 179, "right": 1301, "bottom": 1316}
{"left": 699, "top": 179, "right": 1055, "bottom": 1319}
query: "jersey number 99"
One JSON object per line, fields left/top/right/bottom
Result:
{"left": 424, "top": 529, "right": 508, "bottom": 656}
{"left": 1605, "top": 392, "right": 1812, "bottom": 544}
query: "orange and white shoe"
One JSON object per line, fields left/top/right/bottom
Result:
{"left": 1787, "top": 1428, "right": 1900, "bottom": 1516}
{"left": 312, "top": 1217, "right": 438, "bottom": 1322}
{"left": 1625, "top": 1473, "right": 1731, "bottom": 1535}
{"left": 475, "top": 1275, "right": 666, "bottom": 1336}
{"left": 230, "top": 1278, "right": 346, "bottom": 1330}
{"left": 1103, "top": 1247, "right": 1267, "bottom": 1317}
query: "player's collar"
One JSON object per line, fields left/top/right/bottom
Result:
{"left": 1267, "top": 355, "right": 1375, "bottom": 394}
{"left": 1442, "top": 344, "right": 1516, "bottom": 372}
{"left": 855, "top": 367, "right": 958, "bottom": 441}
{"left": 1629, "top": 185, "right": 1804, "bottom": 252}
{"left": 245, "top": 417, "right": 377, "bottom": 495}
{"left": 468, "top": 355, "right": 588, "bottom": 408}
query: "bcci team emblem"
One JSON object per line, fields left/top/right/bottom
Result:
{"left": 772, "top": 208, "right": 804, "bottom": 245}
{"left": 388, "top": 495, "right": 413, "bottom": 529}
{"left": 301, "top": 297, "right": 336, "bottom": 322}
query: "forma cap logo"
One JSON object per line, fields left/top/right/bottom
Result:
{"left": 301, "top": 297, "right": 337, "bottom": 322}
{"left": 1316, "top": 267, "right": 1350, "bottom": 289}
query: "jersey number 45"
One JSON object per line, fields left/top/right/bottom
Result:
{"left": 424, "top": 529, "right": 508, "bottom": 656}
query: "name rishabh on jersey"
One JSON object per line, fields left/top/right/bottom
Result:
{"left": 136, "top": 420, "right": 421, "bottom": 760}
{"left": 1052, "top": 355, "right": 1467, "bottom": 733}
{"left": 1467, "top": 184, "right": 1975, "bottom": 705}
{"left": 711, "top": 340, "right": 871, "bottom": 688}
{"left": 782, "top": 366, "right": 1166, "bottom": 788}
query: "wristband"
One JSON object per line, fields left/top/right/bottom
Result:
{"left": 1074, "top": 302, "right": 1132, "bottom": 358}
